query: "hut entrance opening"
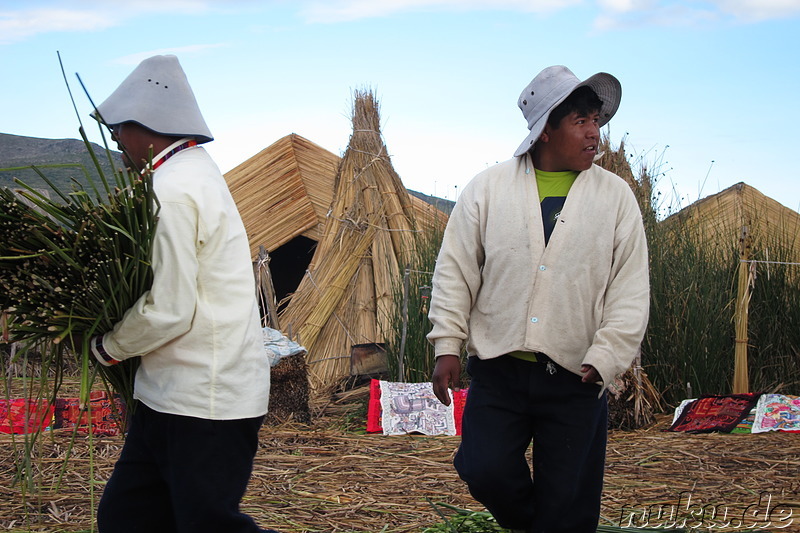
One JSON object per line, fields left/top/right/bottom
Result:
{"left": 270, "top": 235, "right": 317, "bottom": 312}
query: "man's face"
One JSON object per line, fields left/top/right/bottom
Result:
{"left": 111, "top": 123, "right": 151, "bottom": 172}
{"left": 539, "top": 110, "right": 601, "bottom": 172}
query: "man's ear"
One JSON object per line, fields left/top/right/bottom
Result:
{"left": 539, "top": 127, "right": 550, "bottom": 143}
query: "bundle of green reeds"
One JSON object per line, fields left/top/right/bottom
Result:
{"left": 0, "top": 126, "right": 157, "bottom": 409}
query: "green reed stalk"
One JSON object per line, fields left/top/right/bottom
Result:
{"left": 384, "top": 218, "right": 448, "bottom": 383}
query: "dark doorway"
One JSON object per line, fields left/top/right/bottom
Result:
{"left": 269, "top": 235, "right": 316, "bottom": 312}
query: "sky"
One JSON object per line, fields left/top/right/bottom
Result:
{"left": 2, "top": 0, "right": 800, "bottom": 214}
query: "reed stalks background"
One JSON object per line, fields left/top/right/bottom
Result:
{"left": 600, "top": 137, "right": 800, "bottom": 407}
{"left": 384, "top": 222, "right": 445, "bottom": 383}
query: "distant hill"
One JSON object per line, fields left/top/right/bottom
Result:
{"left": 408, "top": 189, "right": 455, "bottom": 215}
{"left": 0, "top": 132, "right": 122, "bottom": 196}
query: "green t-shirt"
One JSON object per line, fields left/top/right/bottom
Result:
{"left": 510, "top": 168, "right": 578, "bottom": 363}
{"left": 536, "top": 169, "right": 578, "bottom": 245}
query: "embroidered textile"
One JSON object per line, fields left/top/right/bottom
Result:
{"left": 752, "top": 394, "right": 800, "bottom": 433}
{"left": 366, "top": 379, "right": 468, "bottom": 436}
{"left": 667, "top": 393, "right": 761, "bottom": 433}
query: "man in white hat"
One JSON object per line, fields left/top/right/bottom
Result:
{"left": 88, "top": 55, "right": 279, "bottom": 533}
{"left": 428, "top": 65, "right": 649, "bottom": 532}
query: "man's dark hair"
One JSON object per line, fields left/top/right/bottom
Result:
{"left": 547, "top": 86, "right": 603, "bottom": 129}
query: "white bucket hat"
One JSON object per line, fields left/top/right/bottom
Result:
{"left": 92, "top": 55, "right": 213, "bottom": 144}
{"left": 513, "top": 65, "right": 621, "bottom": 157}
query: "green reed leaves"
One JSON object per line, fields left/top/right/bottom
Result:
{"left": 0, "top": 124, "right": 158, "bottom": 409}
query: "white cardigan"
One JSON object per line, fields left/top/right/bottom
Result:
{"left": 103, "top": 141, "right": 269, "bottom": 420}
{"left": 427, "top": 156, "right": 649, "bottom": 392}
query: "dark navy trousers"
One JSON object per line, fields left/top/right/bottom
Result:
{"left": 454, "top": 355, "right": 608, "bottom": 533}
{"left": 97, "top": 402, "right": 266, "bottom": 533}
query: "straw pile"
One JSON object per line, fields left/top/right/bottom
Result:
{"left": 607, "top": 365, "right": 663, "bottom": 430}
{"left": 3, "top": 380, "right": 798, "bottom": 532}
{"left": 278, "top": 90, "right": 425, "bottom": 390}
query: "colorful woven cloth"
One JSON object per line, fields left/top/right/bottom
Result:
{"left": 667, "top": 393, "right": 761, "bottom": 433}
{"left": 53, "top": 391, "right": 127, "bottom": 436}
{"left": 730, "top": 408, "right": 756, "bottom": 434}
{"left": 366, "top": 379, "right": 467, "bottom": 436}
{"left": 752, "top": 394, "right": 800, "bottom": 433}
{"left": 0, "top": 399, "right": 54, "bottom": 434}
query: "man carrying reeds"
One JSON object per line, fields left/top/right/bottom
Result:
{"left": 87, "top": 55, "right": 279, "bottom": 533}
{"left": 428, "top": 65, "right": 649, "bottom": 533}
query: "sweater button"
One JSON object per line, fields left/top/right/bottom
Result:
{"left": 539, "top": 265, "right": 546, "bottom": 271}
{"left": 530, "top": 317, "right": 538, "bottom": 323}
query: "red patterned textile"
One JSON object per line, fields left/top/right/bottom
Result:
{"left": 0, "top": 399, "right": 55, "bottom": 434}
{"left": 54, "top": 391, "right": 127, "bottom": 436}
{"left": 667, "top": 393, "right": 761, "bottom": 433}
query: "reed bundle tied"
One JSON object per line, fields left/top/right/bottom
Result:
{"left": 0, "top": 127, "right": 157, "bottom": 408}
{"left": 280, "top": 89, "right": 420, "bottom": 390}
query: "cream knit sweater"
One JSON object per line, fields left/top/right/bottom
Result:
{"left": 427, "top": 155, "right": 649, "bottom": 392}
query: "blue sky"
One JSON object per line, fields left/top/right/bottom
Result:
{"left": 2, "top": 0, "right": 800, "bottom": 213}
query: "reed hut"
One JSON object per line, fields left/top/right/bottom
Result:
{"left": 225, "top": 133, "right": 445, "bottom": 312}
{"left": 224, "top": 93, "right": 447, "bottom": 392}
{"left": 661, "top": 182, "right": 800, "bottom": 395}
{"left": 224, "top": 134, "right": 340, "bottom": 309}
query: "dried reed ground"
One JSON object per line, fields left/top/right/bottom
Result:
{"left": 2, "top": 384, "right": 799, "bottom": 532}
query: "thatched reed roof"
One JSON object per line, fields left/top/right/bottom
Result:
{"left": 225, "top": 134, "right": 340, "bottom": 258}
{"left": 222, "top": 95, "right": 448, "bottom": 391}
{"left": 225, "top": 134, "right": 445, "bottom": 261}
{"left": 664, "top": 182, "right": 800, "bottom": 259}
{"left": 277, "top": 90, "right": 447, "bottom": 390}
{"left": 596, "top": 136, "right": 800, "bottom": 260}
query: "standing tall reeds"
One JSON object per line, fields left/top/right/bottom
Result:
{"left": 384, "top": 221, "right": 446, "bottom": 383}
{"left": 603, "top": 135, "right": 800, "bottom": 407}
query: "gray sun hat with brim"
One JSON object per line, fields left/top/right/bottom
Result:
{"left": 91, "top": 54, "right": 213, "bottom": 144}
{"left": 513, "top": 65, "right": 621, "bottom": 157}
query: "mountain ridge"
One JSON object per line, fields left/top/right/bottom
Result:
{"left": 0, "top": 132, "right": 121, "bottom": 195}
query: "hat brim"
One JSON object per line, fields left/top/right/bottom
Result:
{"left": 513, "top": 72, "right": 621, "bottom": 157}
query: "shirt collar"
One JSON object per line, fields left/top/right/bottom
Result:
{"left": 142, "top": 137, "right": 197, "bottom": 174}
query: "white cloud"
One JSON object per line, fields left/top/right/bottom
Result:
{"left": 596, "top": 0, "right": 646, "bottom": 12}
{"left": 592, "top": 3, "right": 720, "bottom": 30}
{"left": 297, "top": 0, "right": 800, "bottom": 25}
{"left": 711, "top": 0, "right": 800, "bottom": 21}
{"left": 0, "top": 8, "right": 117, "bottom": 43}
{"left": 3, "top": 0, "right": 799, "bottom": 45}
{"left": 0, "top": 1, "right": 239, "bottom": 44}
{"left": 593, "top": 0, "right": 800, "bottom": 30}
{"left": 299, "top": 0, "right": 581, "bottom": 23}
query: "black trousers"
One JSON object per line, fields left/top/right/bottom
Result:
{"left": 454, "top": 355, "right": 608, "bottom": 533}
{"left": 97, "top": 402, "right": 266, "bottom": 533}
